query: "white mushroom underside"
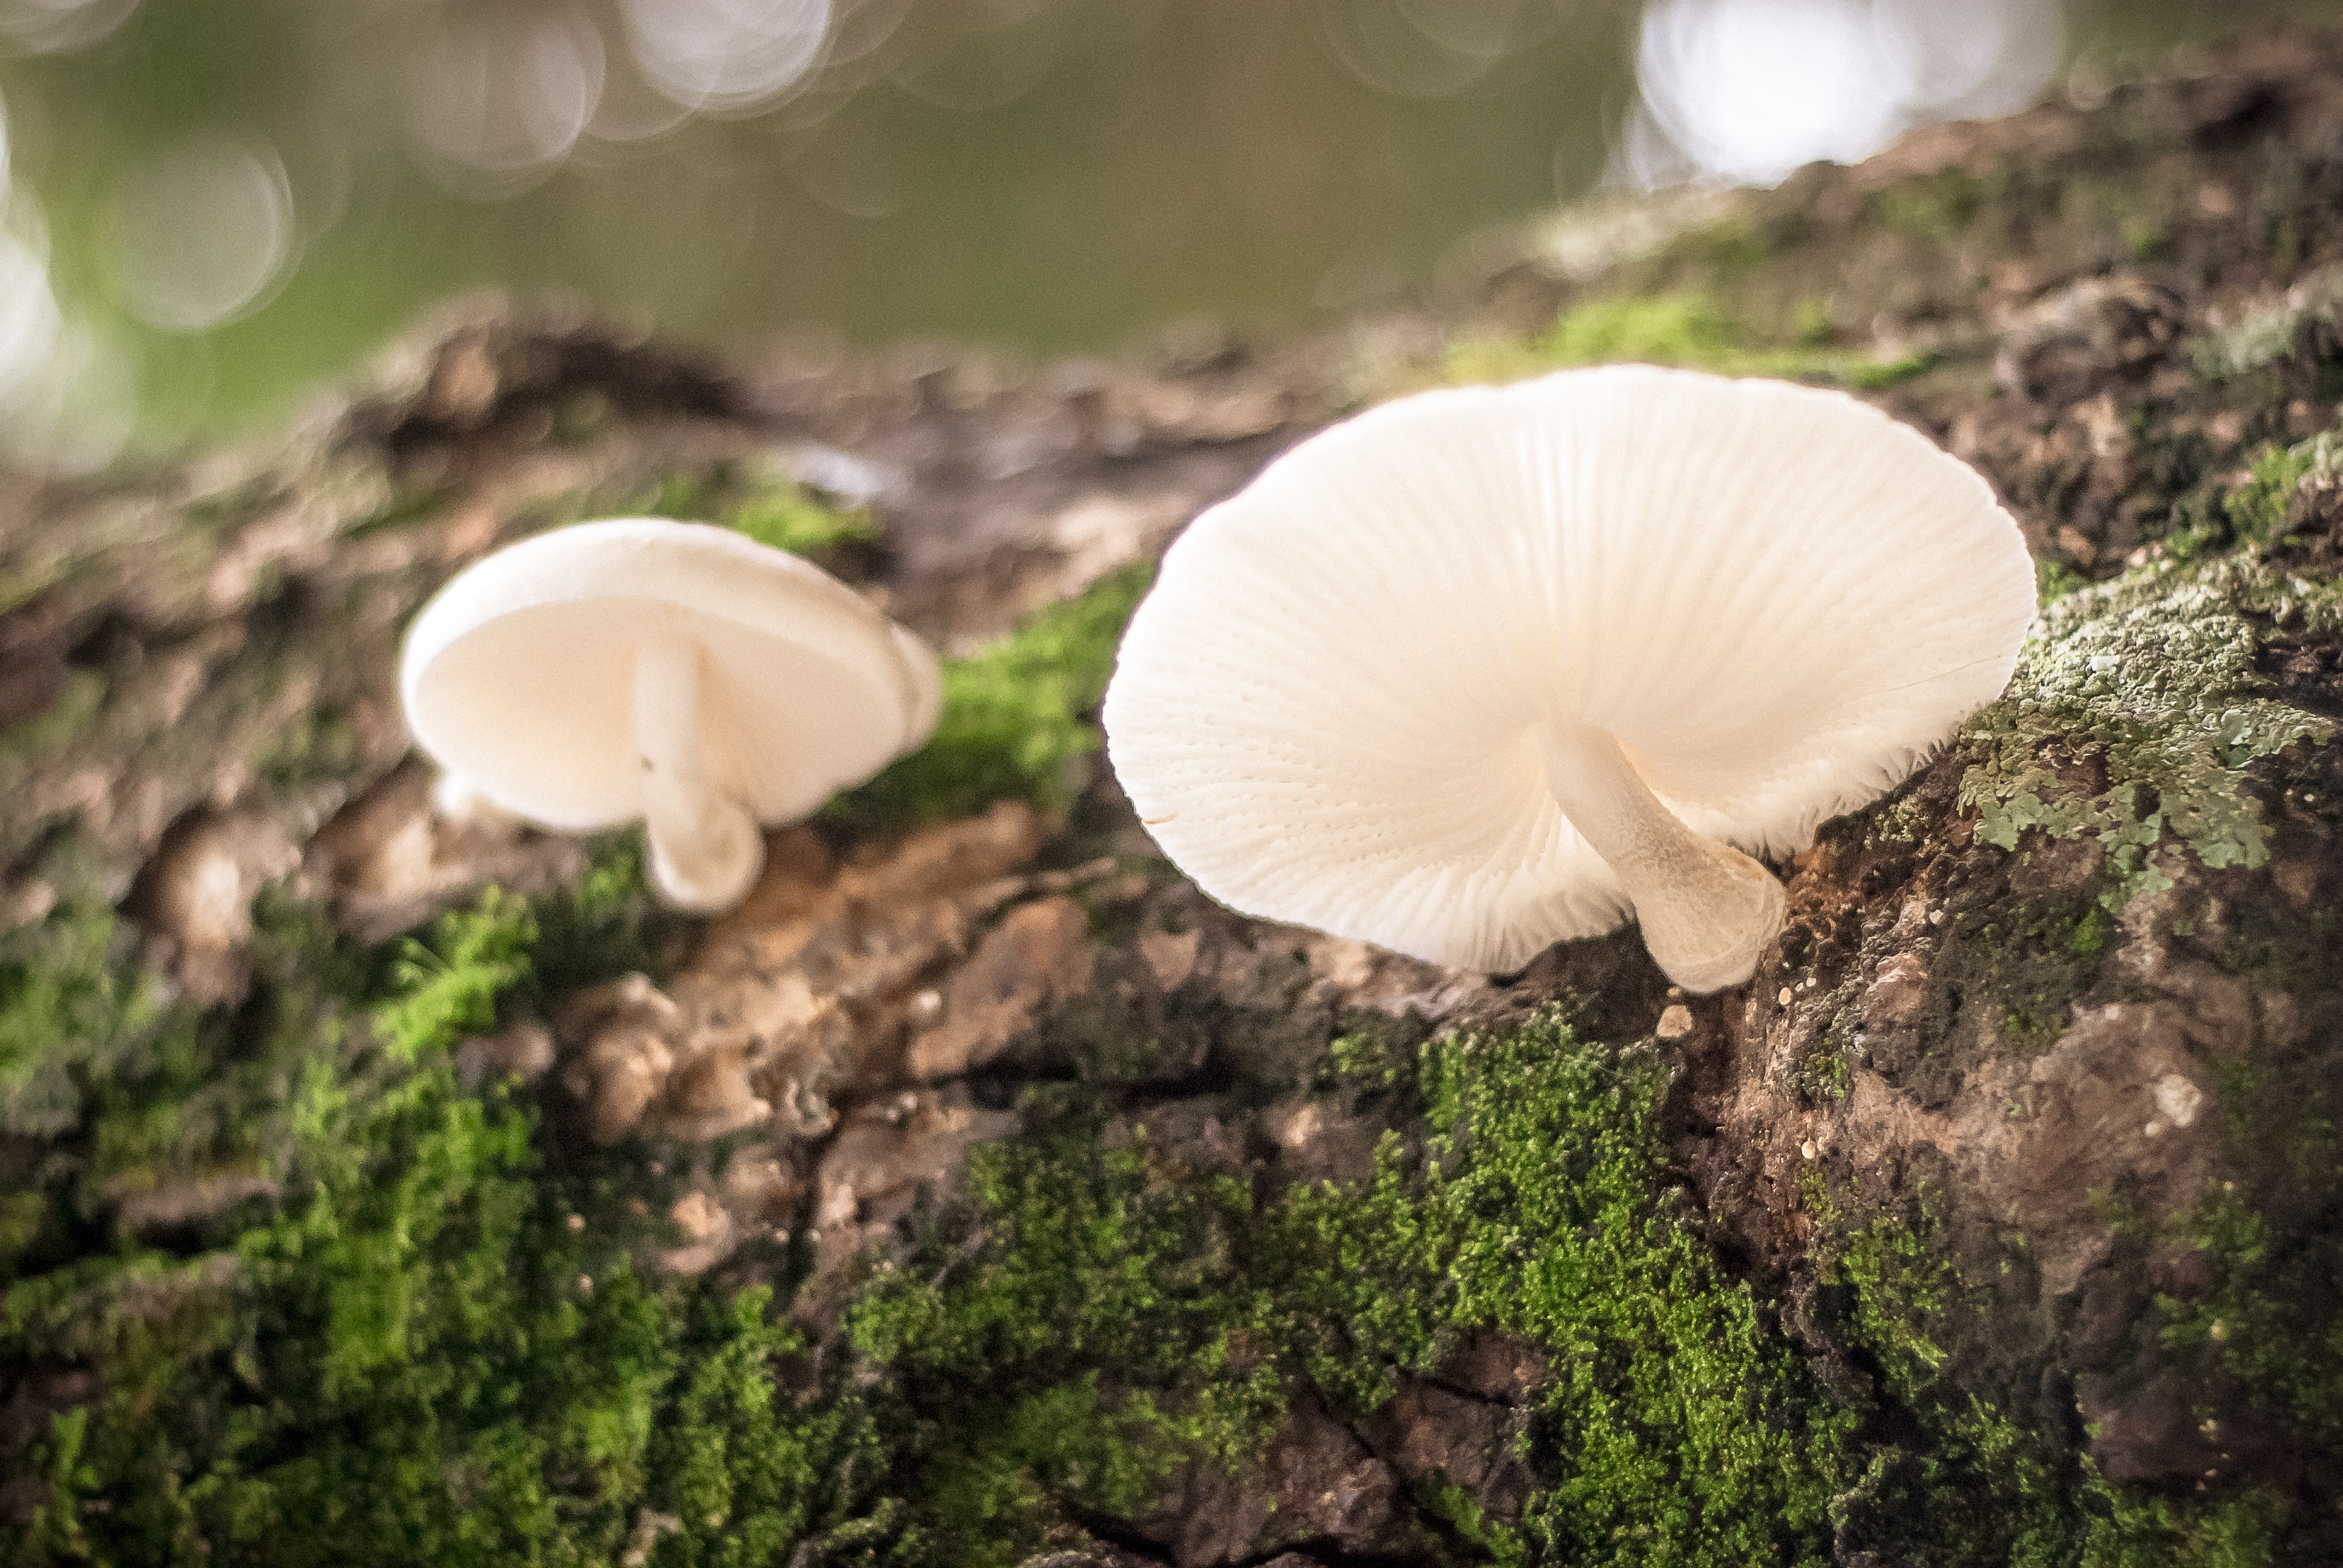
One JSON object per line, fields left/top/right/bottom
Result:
{"left": 410, "top": 598, "right": 912, "bottom": 829}
{"left": 1104, "top": 365, "right": 2037, "bottom": 973}
{"left": 401, "top": 520, "right": 939, "bottom": 840}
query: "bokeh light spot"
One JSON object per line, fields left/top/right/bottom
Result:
{"left": 0, "top": 227, "right": 61, "bottom": 402}
{"left": 0, "top": 0, "right": 138, "bottom": 54}
{"left": 1628, "top": 0, "right": 2065, "bottom": 188}
{"left": 621, "top": 0, "right": 831, "bottom": 115}
{"left": 1317, "top": 0, "right": 1499, "bottom": 99}
{"left": 108, "top": 136, "right": 298, "bottom": 332}
{"left": 407, "top": 1, "right": 607, "bottom": 192}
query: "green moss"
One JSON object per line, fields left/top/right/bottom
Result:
{"left": 373, "top": 889, "right": 534, "bottom": 1064}
{"left": 1671, "top": 217, "right": 1769, "bottom": 275}
{"left": 0, "top": 668, "right": 105, "bottom": 759}
{"left": 1925, "top": 893, "right": 2119, "bottom": 1056}
{"left": 719, "top": 484, "right": 879, "bottom": 559}
{"left": 2122, "top": 216, "right": 2170, "bottom": 264}
{"left": 2068, "top": 904, "right": 2114, "bottom": 957}
{"left": 11, "top": 879, "right": 2321, "bottom": 1564}
{"left": 1323, "top": 1028, "right": 1411, "bottom": 1089}
{"left": 1959, "top": 544, "right": 2341, "bottom": 902}
{"left": 639, "top": 462, "right": 879, "bottom": 563}
{"left": 0, "top": 903, "right": 157, "bottom": 1143}
{"left": 841, "top": 1096, "right": 1282, "bottom": 1564}
{"left": 1425, "top": 1019, "right": 1852, "bottom": 1563}
{"left": 1821, "top": 1207, "right": 1953, "bottom": 1403}
{"left": 1874, "top": 169, "right": 1988, "bottom": 239}
{"left": 2081, "top": 1487, "right": 2289, "bottom": 1568}
{"left": 7, "top": 958, "right": 1336, "bottom": 1564}
{"left": 0, "top": 883, "right": 879, "bottom": 1568}
{"left": 1483, "top": 292, "right": 1738, "bottom": 371}
{"left": 1445, "top": 290, "right": 1933, "bottom": 390}
{"left": 2040, "top": 559, "right": 2093, "bottom": 606}
{"left": 831, "top": 564, "right": 1152, "bottom": 830}
{"left": 1286, "top": 1014, "right": 1856, "bottom": 1564}
{"left": 2227, "top": 436, "right": 2335, "bottom": 544}
{"left": 2153, "top": 1187, "right": 2343, "bottom": 1449}
{"left": 1416, "top": 1474, "right": 1530, "bottom": 1568}
{"left": 346, "top": 485, "right": 454, "bottom": 541}
{"left": 1791, "top": 1044, "right": 1855, "bottom": 1102}
{"left": 1791, "top": 296, "right": 1835, "bottom": 348}
{"left": 256, "top": 705, "right": 362, "bottom": 794}
{"left": 0, "top": 892, "right": 400, "bottom": 1287}
{"left": 2159, "top": 436, "right": 2341, "bottom": 565}
{"left": 803, "top": 1011, "right": 1865, "bottom": 1564}
{"left": 1814, "top": 1196, "right": 2318, "bottom": 1565}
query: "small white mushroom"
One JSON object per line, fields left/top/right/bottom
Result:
{"left": 1104, "top": 365, "right": 2034, "bottom": 992}
{"left": 401, "top": 518, "right": 940, "bottom": 912}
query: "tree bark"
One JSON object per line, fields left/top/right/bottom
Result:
{"left": 7, "top": 26, "right": 2343, "bottom": 1567}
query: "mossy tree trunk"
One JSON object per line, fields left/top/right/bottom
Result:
{"left": 5, "top": 28, "right": 2343, "bottom": 1568}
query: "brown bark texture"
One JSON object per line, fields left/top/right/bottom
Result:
{"left": 7, "top": 25, "right": 2343, "bottom": 1568}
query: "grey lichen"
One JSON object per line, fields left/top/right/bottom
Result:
{"left": 1959, "top": 537, "right": 2340, "bottom": 900}
{"left": 2193, "top": 260, "right": 2343, "bottom": 377}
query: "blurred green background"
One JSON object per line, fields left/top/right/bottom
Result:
{"left": 0, "top": 0, "right": 2329, "bottom": 463}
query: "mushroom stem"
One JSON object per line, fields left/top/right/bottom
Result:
{"left": 1541, "top": 725, "right": 1784, "bottom": 993}
{"left": 634, "top": 632, "right": 764, "bottom": 912}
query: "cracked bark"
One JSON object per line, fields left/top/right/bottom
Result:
{"left": 8, "top": 25, "right": 2343, "bottom": 1565}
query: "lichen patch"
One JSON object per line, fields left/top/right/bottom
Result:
{"left": 1960, "top": 547, "right": 2340, "bottom": 899}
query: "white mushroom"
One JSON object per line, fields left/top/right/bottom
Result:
{"left": 1103, "top": 365, "right": 2034, "bottom": 992}
{"left": 427, "top": 769, "right": 520, "bottom": 832}
{"left": 401, "top": 518, "right": 941, "bottom": 912}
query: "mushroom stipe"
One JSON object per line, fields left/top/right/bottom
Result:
{"left": 1103, "top": 365, "right": 2035, "bottom": 993}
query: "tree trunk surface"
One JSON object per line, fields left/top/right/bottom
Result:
{"left": 5, "top": 27, "right": 2343, "bottom": 1568}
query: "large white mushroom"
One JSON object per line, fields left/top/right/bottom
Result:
{"left": 1104, "top": 364, "right": 2035, "bottom": 993}
{"left": 401, "top": 518, "right": 940, "bottom": 913}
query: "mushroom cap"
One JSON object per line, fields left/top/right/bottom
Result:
{"left": 401, "top": 518, "right": 938, "bottom": 831}
{"left": 1104, "top": 364, "right": 2036, "bottom": 972}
